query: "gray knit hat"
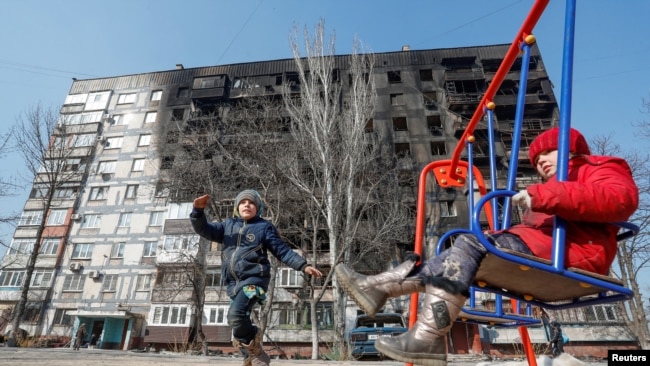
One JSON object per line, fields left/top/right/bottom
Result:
{"left": 233, "top": 189, "right": 264, "bottom": 217}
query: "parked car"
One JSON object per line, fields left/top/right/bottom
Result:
{"left": 347, "top": 312, "right": 408, "bottom": 360}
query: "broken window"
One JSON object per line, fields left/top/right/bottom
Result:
{"left": 419, "top": 69, "right": 433, "bottom": 81}
{"left": 387, "top": 70, "right": 402, "bottom": 84}
{"left": 392, "top": 117, "right": 408, "bottom": 131}
{"left": 430, "top": 141, "right": 447, "bottom": 156}
{"left": 394, "top": 143, "right": 410, "bottom": 157}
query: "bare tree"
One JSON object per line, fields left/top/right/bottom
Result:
{"left": 1, "top": 128, "right": 19, "bottom": 255}
{"left": 154, "top": 97, "right": 301, "bottom": 354}
{"left": 590, "top": 133, "right": 650, "bottom": 348}
{"left": 148, "top": 234, "right": 208, "bottom": 353}
{"left": 283, "top": 20, "right": 413, "bottom": 358}
{"left": 7, "top": 103, "right": 94, "bottom": 344}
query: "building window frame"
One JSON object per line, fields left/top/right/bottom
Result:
{"left": 81, "top": 214, "right": 101, "bottom": 228}
{"left": 149, "top": 211, "right": 165, "bottom": 226}
{"left": 8, "top": 238, "right": 35, "bottom": 255}
{"left": 111, "top": 242, "right": 125, "bottom": 258}
{"left": 118, "top": 213, "right": 132, "bottom": 227}
{"left": 150, "top": 305, "right": 189, "bottom": 325}
{"left": 72, "top": 243, "right": 94, "bottom": 259}
{"left": 132, "top": 158, "right": 145, "bottom": 172}
{"left": 117, "top": 93, "right": 136, "bottom": 105}
{"left": 89, "top": 186, "right": 109, "bottom": 200}
{"left": 19, "top": 210, "right": 44, "bottom": 226}
{"left": 143, "top": 241, "right": 158, "bottom": 257}
{"left": 0, "top": 270, "right": 26, "bottom": 287}
{"left": 40, "top": 238, "right": 60, "bottom": 255}
{"left": 138, "top": 134, "right": 151, "bottom": 146}
{"left": 62, "top": 274, "right": 85, "bottom": 292}
{"left": 440, "top": 201, "right": 457, "bottom": 217}
{"left": 277, "top": 267, "right": 304, "bottom": 288}
{"left": 30, "top": 270, "right": 53, "bottom": 288}
{"left": 47, "top": 209, "right": 68, "bottom": 226}
{"left": 125, "top": 184, "right": 138, "bottom": 199}
{"left": 136, "top": 274, "right": 152, "bottom": 291}
{"left": 102, "top": 274, "right": 118, "bottom": 292}
{"left": 204, "top": 305, "right": 229, "bottom": 325}
{"left": 145, "top": 112, "right": 157, "bottom": 123}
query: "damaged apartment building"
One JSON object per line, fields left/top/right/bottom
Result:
{"left": 0, "top": 43, "right": 635, "bottom": 357}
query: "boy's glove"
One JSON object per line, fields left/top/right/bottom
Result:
{"left": 512, "top": 189, "right": 531, "bottom": 209}
{"left": 193, "top": 194, "right": 210, "bottom": 209}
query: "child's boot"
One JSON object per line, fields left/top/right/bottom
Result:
{"left": 240, "top": 327, "right": 270, "bottom": 366}
{"left": 374, "top": 277, "right": 468, "bottom": 366}
{"left": 335, "top": 253, "right": 423, "bottom": 316}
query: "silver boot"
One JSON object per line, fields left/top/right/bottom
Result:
{"left": 375, "top": 278, "right": 468, "bottom": 366}
{"left": 335, "top": 254, "right": 424, "bottom": 317}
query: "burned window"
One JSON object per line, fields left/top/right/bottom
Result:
{"left": 390, "top": 93, "right": 404, "bottom": 106}
{"left": 172, "top": 109, "right": 185, "bottom": 120}
{"left": 423, "top": 92, "right": 437, "bottom": 109}
{"left": 430, "top": 141, "right": 447, "bottom": 156}
{"left": 427, "top": 115, "right": 443, "bottom": 136}
{"left": 481, "top": 59, "right": 502, "bottom": 73}
{"left": 394, "top": 143, "right": 410, "bottom": 157}
{"left": 161, "top": 156, "right": 175, "bottom": 170}
{"left": 285, "top": 72, "right": 301, "bottom": 86}
{"left": 365, "top": 118, "right": 374, "bottom": 133}
{"left": 441, "top": 57, "right": 476, "bottom": 71}
{"left": 392, "top": 117, "right": 408, "bottom": 131}
{"left": 472, "top": 138, "right": 490, "bottom": 156}
{"left": 440, "top": 201, "right": 457, "bottom": 217}
{"left": 177, "top": 87, "right": 189, "bottom": 98}
{"left": 166, "top": 131, "right": 179, "bottom": 144}
{"left": 193, "top": 75, "right": 225, "bottom": 89}
{"left": 348, "top": 72, "right": 370, "bottom": 85}
{"left": 387, "top": 71, "right": 402, "bottom": 84}
{"left": 419, "top": 69, "right": 433, "bottom": 81}
{"left": 398, "top": 170, "right": 415, "bottom": 187}
{"left": 22, "top": 302, "right": 43, "bottom": 323}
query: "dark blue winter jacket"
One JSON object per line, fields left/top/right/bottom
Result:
{"left": 190, "top": 208, "right": 308, "bottom": 298}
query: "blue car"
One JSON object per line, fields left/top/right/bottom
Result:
{"left": 347, "top": 312, "right": 408, "bottom": 360}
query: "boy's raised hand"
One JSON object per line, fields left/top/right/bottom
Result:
{"left": 304, "top": 266, "right": 323, "bottom": 278}
{"left": 194, "top": 194, "right": 210, "bottom": 209}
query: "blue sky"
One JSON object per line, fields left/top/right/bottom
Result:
{"left": 1, "top": 0, "right": 650, "bottom": 294}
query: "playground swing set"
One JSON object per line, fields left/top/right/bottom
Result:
{"left": 406, "top": 0, "right": 638, "bottom": 365}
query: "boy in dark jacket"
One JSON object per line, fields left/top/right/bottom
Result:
{"left": 191, "top": 189, "right": 322, "bottom": 366}
{"left": 335, "top": 127, "right": 638, "bottom": 366}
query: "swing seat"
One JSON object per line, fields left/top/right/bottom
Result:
{"left": 458, "top": 308, "right": 540, "bottom": 326}
{"left": 468, "top": 192, "right": 637, "bottom": 308}
{"left": 474, "top": 248, "right": 627, "bottom": 304}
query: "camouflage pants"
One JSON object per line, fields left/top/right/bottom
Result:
{"left": 414, "top": 233, "right": 532, "bottom": 287}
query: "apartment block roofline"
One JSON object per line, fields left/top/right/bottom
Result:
{"left": 68, "top": 43, "right": 521, "bottom": 95}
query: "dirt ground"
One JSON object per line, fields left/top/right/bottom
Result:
{"left": 0, "top": 347, "right": 608, "bottom": 365}
{"left": 0, "top": 347, "right": 403, "bottom": 366}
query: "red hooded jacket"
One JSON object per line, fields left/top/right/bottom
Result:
{"left": 504, "top": 155, "right": 638, "bottom": 274}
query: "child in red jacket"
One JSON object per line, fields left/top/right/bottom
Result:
{"left": 336, "top": 127, "right": 638, "bottom": 366}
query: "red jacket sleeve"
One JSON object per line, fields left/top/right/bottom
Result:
{"left": 526, "top": 156, "right": 638, "bottom": 223}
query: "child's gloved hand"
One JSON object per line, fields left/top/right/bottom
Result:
{"left": 512, "top": 189, "right": 531, "bottom": 209}
{"left": 193, "top": 194, "right": 210, "bottom": 209}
